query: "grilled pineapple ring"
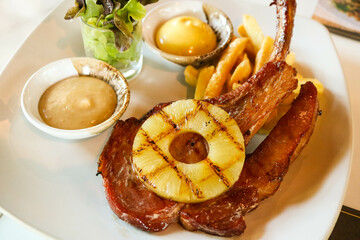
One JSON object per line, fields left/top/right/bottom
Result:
{"left": 132, "top": 99, "right": 245, "bottom": 203}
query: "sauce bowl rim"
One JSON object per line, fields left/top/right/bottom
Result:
{"left": 20, "top": 57, "right": 130, "bottom": 140}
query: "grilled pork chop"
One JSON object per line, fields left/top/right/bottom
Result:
{"left": 97, "top": 0, "right": 313, "bottom": 236}
{"left": 98, "top": 60, "right": 297, "bottom": 232}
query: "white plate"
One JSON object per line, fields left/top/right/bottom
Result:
{"left": 0, "top": 0, "right": 352, "bottom": 239}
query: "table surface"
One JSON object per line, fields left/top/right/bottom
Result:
{"left": 0, "top": 0, "right": 359, "bottom": 239}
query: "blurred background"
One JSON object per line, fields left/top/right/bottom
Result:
{"left": 0, "top": 0, "right": 63, "bottom": 72}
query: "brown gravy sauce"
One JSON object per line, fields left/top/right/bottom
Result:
{"left": 38, "top": 76, "right": 117, "bottom": 130}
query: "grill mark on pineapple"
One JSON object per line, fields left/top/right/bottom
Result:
{"left": 155, "top": 127, "right": 179, "bottom": 143}
{"left": 133, "top": 104, "right": 203, "bottom": 154}
{"left": 132, "top": 163, "right": 158, "bottom": 189}
{"left": 199, "top": 102, "right": 244, "bottom": 152}
{"left": 138, "top": 128, "right": 204, "bottom": 199}
{"left": 148, "top": 164, "right": 169, "bottom": 178}
{"left": 159, "top": 110, "right": 178, "bottom": 129}
{"left": 176, "top": 102, "right": 203, "bottom": 129}
{"left": 204, "top": 158, "right": 231, "bottom": 187}
{"left": 133, "top": 146, "right": 146, "bottom": 156}
{"left": 156, "top": 102, "right": 202, "bottom": 132}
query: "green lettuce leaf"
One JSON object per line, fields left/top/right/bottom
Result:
{"left": 115, "top": 0, "right": 146, "bottom": 34}
{"left": 65, "top": 0, "right": 154, "bottom": 31}
{"left": 83, "top": 0, "right": 104, "bottom": 20}
{"left": 64, "top": 1, "right": 85, "bottom": 20}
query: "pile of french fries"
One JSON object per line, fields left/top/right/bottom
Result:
{"left": 184, "top": 14, "right": 323, "bottom": 133}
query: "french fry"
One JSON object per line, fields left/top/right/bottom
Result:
{"left": 194, "top": 66, "right": 215, "bottom": 100}
{"left": 304, "top": 77, "right": 324, "bottom": 95}
{"left": 237, "top": 24, "right": 256, "bottom": 58}
{"left": 258, "top": 108, "right": 279, "bottom": 134}
{"left": 227, "top": 53, "right": 252, "bottom": 90}
{"left": 204, "top": 37, "right": 248, "bottom": 98}
{"left": 184, "top": 65, "right": 199, "bottom": 87}
{"left": 237, "top": 24, "right": 247, "bottom": 37}
{"left": 184, "top": 13, "right": 324, "bottom": 118}
{"left": 242, "top": 14, "right": 264, "bottom": 54}
{"left": 285, "top": 51, "right": 296, "bottom": 66}
{"left": 280, "top": 92, "right": 296, "bottom": 105}
{"left": 259, "top": 104, "right": 292, "bottom": 134}
{"left": 253, "top": 36, "right": 274, "bottom": 74}
{"left": 234, "top": 52, "right": 245, "bottom": 66}
{"left": 232, "top": 82, "right": 242, "bottom": 90}
{"left": 295, "top": 73, "right": 324, "bottom": 96}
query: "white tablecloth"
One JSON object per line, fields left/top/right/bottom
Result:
{"left": 0, "top": 0, "right": 359, "bottom": 239}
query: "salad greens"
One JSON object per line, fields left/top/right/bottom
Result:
{"left": 80, "top": 15, "right": 143, "bottom": 70}
{"left": 65, "top": 0, "right": 157, "bottom": 38}
{"left": 65, "top": 0, "right": 158, "bottom": 74}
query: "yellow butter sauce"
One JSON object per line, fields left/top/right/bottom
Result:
{"left": 156, "top": 16, "right": 217, "bottom": 56}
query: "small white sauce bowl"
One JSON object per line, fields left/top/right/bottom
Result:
{"left": 21, "top": 57, "right": 130, "bottom": 140}
{"left": 143, "top": 1, "right": 233, "bottom": 67}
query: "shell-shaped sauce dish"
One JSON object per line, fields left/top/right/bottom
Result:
{"left": 21, "top": 57, "right": 130, "bottom": 140}
{"left": 143, "top": 1, "right": 233, "bottom": 67}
